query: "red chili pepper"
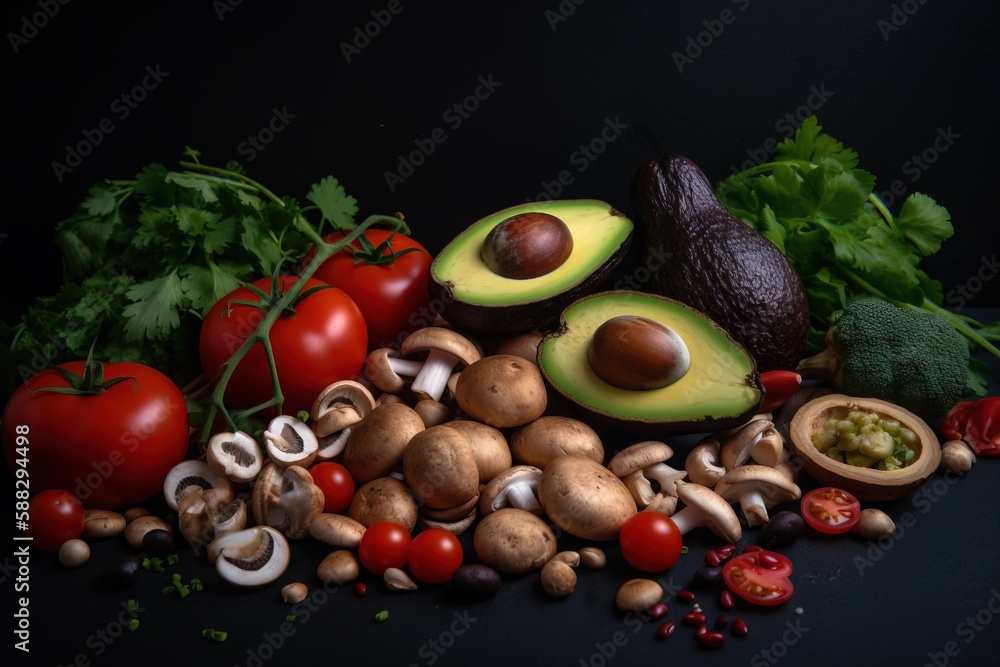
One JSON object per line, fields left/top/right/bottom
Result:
{"left": 759, "top": 371, "right": 802, "bottom": 414}
{"left": 942, "top": 397, "right": 1000, "bottom": 457}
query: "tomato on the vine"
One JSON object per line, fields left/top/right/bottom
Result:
{"left": 198, "top": 275, "right": 367, "bottom": 416}
{"left": 309, "top": 462, "right": 355, "bottom": 514}
{"left": 304, "top": 229, "right": 432, "bottom": 350}
{"left": 722, "top": 549, "right": 794, "bottom": 606}
{"left": 618, "top": 511, "right": 683, "bottom": 572}
{"left": 358, "top": 521, "right": 412, "bottom": 575}
{"left": 407, "top": 528, "right": 464, "bottom": 584}
{"left": 800, "top": 487, "right": 861, "bottom": 534}
{"left": 1, "top": 360, "right": 190, "bottom": 509}
{"left": 27, "top": 489, "right": 86, "bottom": 551}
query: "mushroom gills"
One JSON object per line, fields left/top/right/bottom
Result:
{"left": 222, "top": 441, "right": 258, "bottom": 467}
{"left": 277, "top": 424, "right": 305, "bottom": 453}
{"left": 224, "top": 530, "right": 275, "bottom": 571}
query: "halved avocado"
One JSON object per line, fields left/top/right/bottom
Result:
{"left": 538, "top": 291, "right": 763, "bottom": 434}
{"left": 430, "top": 200, "right": 633, "bottom": 334}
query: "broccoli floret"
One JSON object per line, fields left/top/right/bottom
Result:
{"left": 796, "top": 298, "right": 969, "bottom": 421}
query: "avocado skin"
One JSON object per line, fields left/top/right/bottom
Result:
{"left": 630, "top": 155, "right": 810, "bottom": 372}
{"left": 430, "top": 231, "right": 632, "bottom": 335}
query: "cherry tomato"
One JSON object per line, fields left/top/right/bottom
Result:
{"left": 358, "top": 521, "right": 412, "bottom": 575}
{"left": 2, "top": 361, "right": 190, "bottom": 509}
{"left": 304, "top": 229, "right": 432, "bottom": 350}
{"left": 800, "top": 487, "right": 861, "bottom": 534}
{"left": 618, "top": 511, "right": 683, "bottom": 572}
{"left": 407, "top": 528, "right": 464, "bottom": 584}
{"left": 28, "top": 489, "right": 86, "bottom": 551}
{"left": 309, "top": 462, "right": 355, "bottom": 514}
{"left": 722, "top": 549, "right": 794, "bottom": 606}
{"left": 198, "top": 275, "right": 367, "bottom": 416}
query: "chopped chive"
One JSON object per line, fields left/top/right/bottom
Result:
{"left": 374, "top": 610, "right": 389, "bottom": 623}
{"left": 167, "top": 554, "right": 179, "bottom": 565}
{"left": 296, "top": 409, "right": 310, "bottom": 422}
{"left": 128, "top": 619, "right": 140, "bottom": 632}
{"left": 681, "top": 546, "right": 689, "bottom": 555}
{"left": 212, "top": 631, "right": 227, "bottom": 642}
{"left": 162, "top": 586, "right": 176, "bottom": 595}
{"left": 127, "top": 599, "right": 140, "bottom": 611}
{"left": 285, "top": 615, "right": 296, "bottom": 622}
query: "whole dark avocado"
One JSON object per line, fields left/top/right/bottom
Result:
{"left": 630, "top": 155, "right": 810, "bottom": 372}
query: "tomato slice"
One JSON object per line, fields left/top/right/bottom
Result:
{"left": 722, "top": 550, "right": 794, "bottom": 606}
{"left": 800, "top": 487, "right": 861, "bottom": 534}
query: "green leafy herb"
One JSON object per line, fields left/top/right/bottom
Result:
{"left": 717, "top": 116, "right": 1000, "bottom": 388}
{"left": 1, "top": 153, "right": 320, "bottom": 395}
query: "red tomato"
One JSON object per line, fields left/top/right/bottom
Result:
{"left": 304, "top": 229, "right": 432, "bottom": 350}
{"left": 800, "top": 487, "right": 861, "bottom": 534}
{"left": 407, "top": 528, "right": 464, "bottom": 584}
{"left": 309, "top": 462, "right": 355, "bottom": 514}
{"left": 722, "top": 549, "right": 794, "bottom": 606}
{"left": 198, "top": 275, "right": 367, "bottom": 416}
{"left": 1, "top": 361, "right": 190, "bottom": 509}
{"left": 27, "top": 489, "right": 86, "bottom": 551}
{"left": 618, "top": 512, "right": 683, "bottom": 572}
{"left": 358, "top": 521, "right": 412, "bottom": 575}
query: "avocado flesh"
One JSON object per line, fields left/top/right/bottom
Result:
{"left": 538, "top": 291, "right": 763, "bottom": 433}
{"left": 431, "top": 200, "right": 632, "bottom": 334}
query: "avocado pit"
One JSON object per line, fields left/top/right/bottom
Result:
{"left": 587, "top": 315, "right": 690, "bottom": 390}
{"left": 480, "top": 212, "right": 573, "bottom": 280}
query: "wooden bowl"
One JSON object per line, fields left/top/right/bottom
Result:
{"left": 788, "top": 394, "right": 941, "bottom": 502}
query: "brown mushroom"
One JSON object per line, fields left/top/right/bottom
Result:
{"left": 540, "top": 559, "right": 577, "bottom": 598}
{"left": 495, "top": 330, "right": 544, "bottom": 365}
{"left": 538, "top": 454, "right": 636, "bottom": 541}
{"left": 414, "top": 399, "right": 452, "bottom": 428}
{"left": 616, "top": 579, "right": 663, "bottom": 612}
{"left": 713, "top": 464, "right": 801, "bottom": 527}
{"left": 509, "top": 416, "right": 604, "bottom": 468}
{"left": 719, "top": 419, "right": 784, "bottom": 470}
{"left": 162, "top": 459, "right": 233, "bottom": 511}
{"left": 310, "top": 380, "right": 377, "bottom": 461}
{"left": 416, "top": 507, "right": 478, "bottom": 536}
{"left": 939, "top": 440, "right": 976, "bottom": 476}
{"left": 402, "top": 424, "right": 480, "bottom": 510}
{"left": 455, "top": 354, "right": 548, "bottom": 428}
{"left": 669, "top": 481, "right": 742, "bottom": 543}
{"left": 308, "top": 513, "right": 367, "bottom": 548}
{"left": 443, "top": 419, "right": 512, "bottom": 484}
{"left": 317, "top": 549, "right": 360, "bottom": 585}
{"left": 263, "top": 415, "right": 319, "bottom": 468}
{"left": 685, "top": 437, "right": 726, "bottom": 487}
{"left": 82, "top": 509, "right": 126, "bottom": 538}
{"left": 342, "top": 402, "right": 425, "bottom": 484}
{"left": 855, "top": 508, "right": 896, "bottom": 539}
{"left": 365, "top": 348, "right": 424, "bottom": 394}
{"left": 478, "top": 465, "right": 544, "bottom": 516}
{"left": 400, "top": 327, "right": 482, "bottom": 402}
{"left": 608, "top": 441, "right": 686, "bottom": 508}
{"left": 473, "top": 508, "right": 557, "bottom": 574}
{"left": 347, "top": 476, "right": 419, "bottom": 531}
{"left": 251, "top": 463, "right": 325, "bottom": 539}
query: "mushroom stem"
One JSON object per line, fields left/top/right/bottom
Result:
{"left": 736, "top": 489, "right": 768, "bottom": 527}
{"left": 410, "top": 349, "right": 460, "bottom": 401}
{"left": 506, "top": 483, "right": 543, "bottom": 514}
{"left": 388, "top": 357, "right": 425, "bottom": 377}
{"left": 643, "top": 463, "right": 686, "bottom": 497}
{"left": 667, "top": 506, "right": 704, "bottom": 535}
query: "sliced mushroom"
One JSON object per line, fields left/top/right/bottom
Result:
{"left": 263, "top": 415, "right": 319, "bottom": 468}
{"left": 163, "top": 460, "right": 233, "bottom": 511}
{"left": 669, "top": 481, "right": 742, "bottom": 543}
{"left": 402, "top": 424, "right": 480, "bottom": 511}
{"left": 714, "top": 464, "right": 801, "bottom": 528}
{"left": 212, "top": 498, "right": 248, "bottom": 539}
{"left": 509, "top": 416, "right": 604, "bottom": 468}
{"left": 478, "top": 465, "right": 544, "bottom": 516}
{"left": 538, "top": 454, "right": 636, "bottom": 541}
{"left": 347, "top": 476, "right": 419, "bottom": 531}
{"left": 443, "top": 419, "right": 512, "bottom": 484}
{"left": 342, "top": 402, "right": 425, "bottom": 484}
{"left": 211, "top": 526, "right": 290, "bottom": 588}
{"left": 250, "top": 462, "right": 323, "bottom": 538}
{"left": 473, "top": 508, "right": 557, "bottom": 574}
{"left": 310, "top": 380, "right": 377, "bottom": 462}
{"left": 207, "top": 431, "right": 263, "bottom": 484}
{"left": 401, "top": 327, "right": 482, "bottom": 402}
{"left": 719, "top": 419, "right": 784, "bottom": 470}
{"left": 309, "top": 513, "right": 367, "bottom": 548}
{"left": 455, "top": 354, "right": 548, "bottom": 428}
{"left": 685, "top": 437, "right": 726, "bottom": 487}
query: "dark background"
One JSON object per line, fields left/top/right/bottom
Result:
{"left": 4, "top": 2, "right": 1000, "bottom": 667}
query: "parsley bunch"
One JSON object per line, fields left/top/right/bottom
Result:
{"left": 717, "top": 117, "right": 1000, "bottom": 392}
{"left": 1, "top": 149, "right": 358, "bottom": 396}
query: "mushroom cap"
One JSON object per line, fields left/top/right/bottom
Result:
{"left": 342, "top": 402, "right": 425, "bottom": 483}
{"left": 311, "top": 381, "right": 376, "bottom": 460}
{"left": 414, "top": 399, "right": 452, "bottom": 428}
{"left": 685, "top": 437, "right": 726, "bottom": 487}
{"left": 494, "top": 330, "right": 544, "bottom": 365}
{"left": 417, "top": 507, "right": 478, "bottom": 536}
{"left": 674, "top": 481, "right": 743, "bottom": 543}
{"left": 442, "top": 419, "right": 512, "bottom": 483}
{"left": 420, "top": 492, "right": 481, "bottom": 522}
{"left": 473, "top": 508, "right": 557, "bottom": 574}
{"left": 365, "top": 348, "right": 409, "bottom": 394}
{"left": 509, "top": 416, "right": 604, "bottom": 468}
{"left": 402, "top": 424, "right": 480, "bottom": 510}
{"left": 274, "top": 465, "right": 325, "bottom": 540}
{"left": 479, "top": 465, "right": 544, "bottom": 516}
{"left": 540, "top": 559, "right": 577, "bottom": 598}
{"left": 316, "top": 549, "right": 360, "bottom": 586}
{"left": 616, "top": 579, "right": 664, "bottom": 612}
{"left": 212, "top": 526, "right": 290, "bottom": 588}
{"left": 714, "top": 464, "right": 802, "bottom": 505}
{"left": 719, "top": 419, "right": 780, "bottom": 470}
{"left": 455, "top": 355, "right": 548, "bottom": 428}
{"left": 538, "top": 454, "right": 637, "bottom": 541}
{"left": 251, "top": 462, "right": 286, "bottom": 532}
{"left": 608, "top": 441, "right": 675, "bottom": 476}
{"left": 308, "top": 513, "right": 367, "bottom": 548}
{"left": 163, "top": 459, "right": 233, "bottom": 511}
{"left": 401, "top": 326, "right": 482, "bottom": 367}
{"left": 347, "top": 476, "right": 419, "bottom": 532}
